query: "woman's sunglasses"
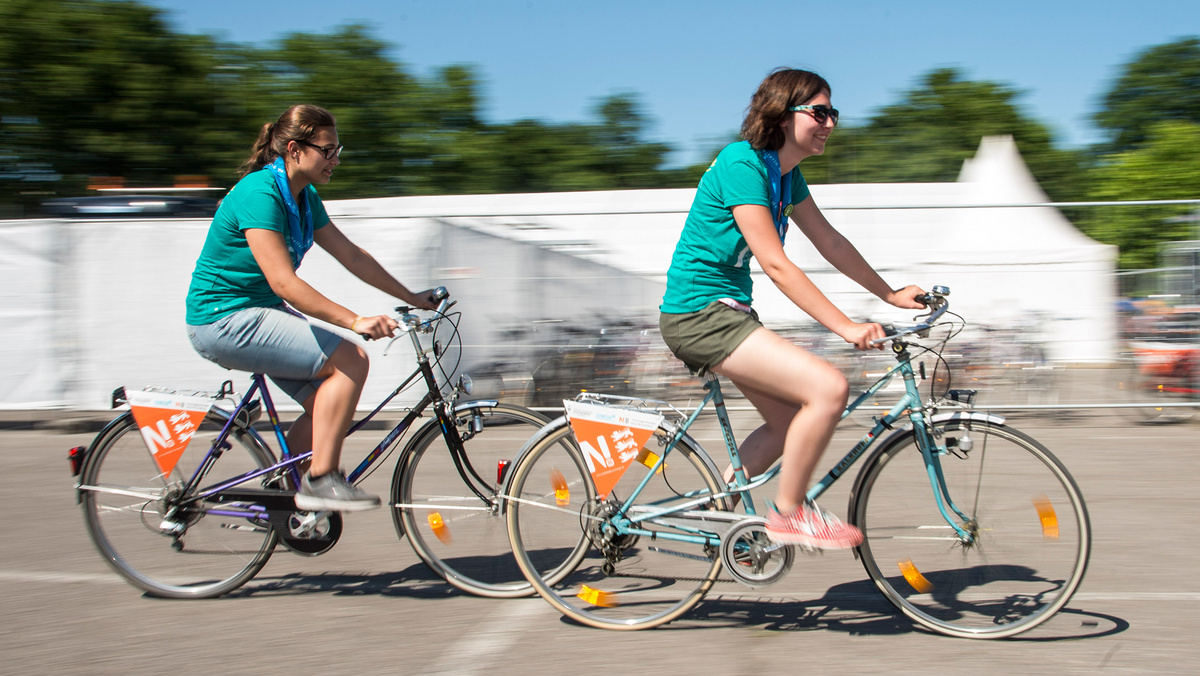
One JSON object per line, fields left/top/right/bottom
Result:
{"left": 296, "top": 139, "right": 344, "bottom": 160}
{"left": 788, "top": 104, "right": 839, "bottom": 126}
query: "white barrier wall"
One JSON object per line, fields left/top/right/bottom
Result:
{"left": 0, "top": 136, "right": 1117, "bottom": 410}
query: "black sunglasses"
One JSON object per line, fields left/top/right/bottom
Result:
{"left": 788, "top": 104, "right": 839, "bottom": 126}
{"left": 295, "top": 139, "right": 343, "bottom": 160}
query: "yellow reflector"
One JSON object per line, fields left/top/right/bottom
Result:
{"left": 577, "top": 585, "right": 616, "bottom": 607}
{"left": 550, "top": 468, "right": 570, "bottom": 507}
{"left": 898, "top": 559, "right": 933, "bottom": 593}
{"left": 427, "top": 512, "right": 452, "bottom": 544}
{"left": 635, "top": 448, "right": 666, "bottom": 474}
{"left": 1033, "top": 495, "right": 1060, "bottom": 540}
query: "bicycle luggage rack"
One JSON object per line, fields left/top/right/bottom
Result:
{"left": 571, "top": 391, "right": 687, "bottom": 420}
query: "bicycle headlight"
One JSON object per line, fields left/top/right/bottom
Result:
{"left": 458, "top": 374, "right": 473, "bottom": 396}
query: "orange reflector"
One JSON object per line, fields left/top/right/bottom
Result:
{"left": 1033, "top": 495, "right": 1060, "bottom": 540}
{"left": 898, "top": 559, "right": 933, "bottom": 593}
{"left": 577, "top": 585, "right": 616, "bottom": 607}
{"left": 635, "top": 448, "right": 666, "bottom": 474}
{"left": 550, "top": 468, "right": 570, "bottom": 507}
{"left": 428, "top": 512, "right": 452, "bottom": 544}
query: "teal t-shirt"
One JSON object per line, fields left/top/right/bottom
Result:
{"left": 185, "top": 169, "right": 330, "bottom": 325}
{"left": 660, "top": 141, "right": 811, "bottom": 313}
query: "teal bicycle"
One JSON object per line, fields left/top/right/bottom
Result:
{"left": 504, "top": 286, "right": 1091, "bottom": 638}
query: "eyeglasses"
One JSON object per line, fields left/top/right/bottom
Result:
{"left": 295, "top": 139, "right": 343, "bottom": 160}
{"left": 788, "top": 104, "right": 839, "bottom": 126}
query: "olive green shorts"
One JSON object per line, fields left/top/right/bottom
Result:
{"left": 659, "top": 301, "right": 763, "bottom": 376}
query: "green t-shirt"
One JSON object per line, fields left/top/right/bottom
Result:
{"left": 660, "top": 141, "right": 810, "bottom": 313}
{"left": 185, "top": 169, "right": 330, "bottom": 325}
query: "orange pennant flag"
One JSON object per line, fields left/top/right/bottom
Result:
{"left": 563, "top": 400, "right": 664, "bottom": 500}
{"left": 125, "top": 390, "right": 215, "bottom": 479}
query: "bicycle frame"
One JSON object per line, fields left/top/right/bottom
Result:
{"left": 603, "top": 334, "right": 977, "bottom": 547}
{"left": 176, "top": 315, "right": 495, "bottom": 516}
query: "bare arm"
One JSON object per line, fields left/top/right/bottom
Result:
{"left": 244, "top": 227, "right": 398, "bottom": 340}
{"left": 733, "top": 203, "right": 884, "bottom": 349}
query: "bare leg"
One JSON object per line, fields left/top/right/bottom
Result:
{"left": 286, "top": 413, "right": 312, "bottom": 456}
{"left": 712, "top": 328, "right": 848, "bottom": 513}
{"left": 305, "top": 340, "right": 370, "bottom": 477}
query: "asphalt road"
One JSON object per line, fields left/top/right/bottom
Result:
{"left": 3, "top": 409, "right": 1198, "bottom": 675}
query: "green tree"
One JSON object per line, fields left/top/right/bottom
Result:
{"left": 1094, "top": 37, "right": 1200, "bottom": 153}
{"left": 1081, "top": 121, "right": 1200, "bottom": 269}
{"left": 0, "top": 0, "right": 225, "bottom": 200}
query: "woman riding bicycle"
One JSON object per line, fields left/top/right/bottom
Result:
{"left": 185, "top": 104, "right": 438, "bottom": 512}
{"left": 659, "top": 68, "right": 925, "bottom": 549}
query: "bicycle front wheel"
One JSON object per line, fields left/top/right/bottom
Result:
{"left": 394, "top": 402, "right": 551, "bottom": 598}
{"left": 507, "top": 420, "right": 729, "bottom": 630}
{"left": 852, "top": 418, "right": 1090, "bottom": 638}
{"left": 79, "top": 410, "right": 279, "bottom": 599}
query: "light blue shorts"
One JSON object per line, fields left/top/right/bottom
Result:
{"left": 187, "top": 305, "right": 344, "bottom": 404}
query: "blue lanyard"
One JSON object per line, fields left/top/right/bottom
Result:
{"left": 758, "top": 144, "right": 793, "bottom": 244}
{"left": 265, "top": 157, "right": 314, "bottom": 269}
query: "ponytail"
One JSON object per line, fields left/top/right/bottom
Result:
{"left": 237, "top": 122, "right": 279, "bottom": 176}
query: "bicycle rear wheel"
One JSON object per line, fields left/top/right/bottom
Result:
{"left": 79, "top": 410, "right": 278, "bottom": 598}
{"left": 852, "top": 418, "right": 1090, "bottom": 638}
{"left": 507, "top": 420, "right": 729, "bottom": 630}
{"left": 394, "top": 402, "right": 553, "bottom": 598}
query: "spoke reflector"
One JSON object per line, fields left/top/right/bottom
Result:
{"left": 551, "top": 468, "right": 570, "bottom": 506}
{"left": 635, "top": 448, "right": 666, "bottom": 474}
{"left": 427, "top": 512, "right": 452, "bottom": 544}
{"left": 1033, "top": 495, "right": 1060, "bottom": 539}
{"left": 898, "top": 559, "right": 933, "bottom": 593}
{"left": 577, "top": 585, "right": 616, "bottom": 607}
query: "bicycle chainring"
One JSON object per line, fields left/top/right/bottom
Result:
{"left": 720, "top": 517, "right": 794, "bottom": 588}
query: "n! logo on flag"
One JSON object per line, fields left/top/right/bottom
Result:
{"left": 563, "top": 400, "right": 664, "bottom": 500}
{"left": 125, "top": 390, "right": 215, "bottom": 479}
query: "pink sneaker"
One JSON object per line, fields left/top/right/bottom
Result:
{"left": 766, "top": 502, "right": 863, "bottom": 549}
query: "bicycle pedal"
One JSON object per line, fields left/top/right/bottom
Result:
{"left": 159, "top": 519, "right": 185, "bottom": 536}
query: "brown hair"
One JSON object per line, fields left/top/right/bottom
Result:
{"left": 740, "top": 68, "right": 831, "bottom": 150}
{"left": 238, "top": 105, "right": 337, "bottom": 176}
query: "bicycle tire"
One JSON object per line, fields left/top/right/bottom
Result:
{"left": 393, "top": 402, "right": 556, "bottom": 598}
{"left": 79, "top": 409, "right": 279, "bottom": 599}
{"left": 507, "top": 419, "right": 729, "bottom": 630}
{"left": 850, "top": 418, "right": 1091, "bottom": 638}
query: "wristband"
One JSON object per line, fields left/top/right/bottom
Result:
{"left": 351, "top": 316, "right": 366, "bottom": 333}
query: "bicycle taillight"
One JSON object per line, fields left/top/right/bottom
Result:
{"left": 497, "top": 459, "right": 510, "bottom": 485}
{"left": 68, "top": 445, "right": 86, "bottom": 476}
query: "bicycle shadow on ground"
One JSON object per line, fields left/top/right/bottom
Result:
{"left": 219, "top": 561, "right": 473, "bottom": 600}
{"left": 680, "top": 575, "right": 1128, "bottom": 641}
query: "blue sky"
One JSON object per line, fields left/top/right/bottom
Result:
{"left": 145, "top": 0, "right": 1199, "bottom": 166}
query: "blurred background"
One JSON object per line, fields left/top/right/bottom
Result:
{"left": 0, "top": 0, "right": 1196, "bottom": 421}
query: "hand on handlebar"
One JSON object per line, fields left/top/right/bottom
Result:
{"left": 886, "top": 285, "right": 928, "bottom": 310}
{"left": 352, "top": 314, "right": 399, "bottom": 341}
{"left": 838, "top": 321, "right": 888, "bottom": 351}
{"left": 409, "top": 288, "right": 443, "bottom": 311}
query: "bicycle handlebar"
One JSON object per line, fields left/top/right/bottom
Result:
{"left": 395, "top": 286, "right": 452, "bottom": 334}
{"left": 868, "top": 285, "right": 951, "bottom": 346}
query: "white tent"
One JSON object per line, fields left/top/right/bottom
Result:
{"left": 0, "top": 136, "right": 1117, "bottom": 409}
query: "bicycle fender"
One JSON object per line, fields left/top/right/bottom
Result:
{"left": 74, "top": 411, "right": 137, "bottom": 503}
{"left": 929, "top": 410, "right": 1007, "bottom": 426}
{"left": 453, "top": 399, "right": 500, "bottom": 411}
{"left": 394, "top": 399, "right": 507, "bottom": 465}
{"left": 889, "top": 410, "right": 1007, "bottom": 433}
